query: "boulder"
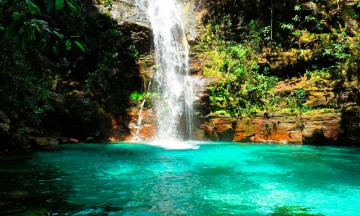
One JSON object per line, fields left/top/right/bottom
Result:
{"left": 201, "top": 123, "right": 219, "bottom": 141}
{"left": 194, "top": 128, "right": 207, "bottom": 140}
{"left": 28, "top": 137, "right": 59, "bottom": 146}
{"left": 209, "top": 117, "right": 234, "bottom": 141}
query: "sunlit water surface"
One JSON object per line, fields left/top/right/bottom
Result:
{"left": 1, "top": 142, "right": 360, "bottom": 215}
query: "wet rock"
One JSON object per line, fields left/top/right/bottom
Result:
{"left": 302, "top": 111, "right": 343, "bottom": 144}
{"left": 137, "top": 123, "right": 156, "bottom": 140}
{"left": 198, "top": 110, "right": 357, "bottom": 145}
{"left": 116, "top": 107, "right": 156, "bottom": 141}
{"left": 209, "top": 117, "right": 234, "bottom": 141}
{"left": 201, "top": 123, "right": 219, "bottom": 141}
{"left": 137, "top": 58, "right": 154, "bottom": 80}
{"left": 233, "top": 118, "right": 256, "bottom": 142}
{"left": 252, "top": 114, "right": 303, "bottom": 144}
{"left": 28, "top": 137, "right": 59, "bottom": 146}
{"left": 194, "top": 128, "right": 207, "bottom": 140}
{"left": 60, "top": 137, "right": 79, "bottom": 143}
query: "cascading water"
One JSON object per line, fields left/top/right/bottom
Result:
{"left": 136, "top": 0, "right": 194, "bottom": 141}
{"left": 133, "top": 99, "right": 147, "bottom": 141}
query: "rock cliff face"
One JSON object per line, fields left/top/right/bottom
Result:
{"left": 110, "top": 107, "right": 156, "bottom": 142}
{"left": 94, "top": 0, "right": 154, "bottom": 54}
{"left": 197, "top": 109, "right": 359, "bottom": 145}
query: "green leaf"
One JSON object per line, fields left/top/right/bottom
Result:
{"left": 31, "top": 23, "right": 41, "bottom": 32}
{"left": 12, "top": 12, "right": 22, "bottom": 20}
{"left": 55, "top": 0, "right": 64, "bottom": 10}
{"left": 22, "top": 24, "right": 35, "bottom": 42}
{"left": 66, "top": 0, "right": 79, "bottom": 12}
{"left": 52, "top": 45, "right": 59, "bottom": 54}
{"left": 53, "top": 31, "right": 64, "bottom": 39}
{"left": 26, "top": 0, "right": 41, "bottom": 15}
{"left": 74, "top": 41, "right": 85, "bottom": 52}
{"left": 33, "top": 19, "right": 47, "bottom": 25}
{"left": 65, "top": 40, "right": 72, "bottom": 51}
{"left": 30, "top": 20, "right": 41, "bottom": 32}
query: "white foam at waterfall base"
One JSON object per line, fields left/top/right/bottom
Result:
{"left": 149, "top": 140, "right": 199, "bottom": 150}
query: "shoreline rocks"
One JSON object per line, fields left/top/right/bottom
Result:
{"left": 195, "top": 108, "right": 359, "bottom": 145}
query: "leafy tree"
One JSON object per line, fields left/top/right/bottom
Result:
{"left": 0, "top": 0, "right": 141, "bottom": 138}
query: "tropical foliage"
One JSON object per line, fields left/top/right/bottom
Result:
{"left": 0, "top": 0, "right": 140, "bottom": 135}
{"left": 198, "top": 0, "right": 359, "bottom": 117}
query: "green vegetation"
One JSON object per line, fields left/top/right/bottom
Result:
{"left": 203, "top": 42, "right": 279, "bottom": 117}
{"left": 0, "top": 0, "right": 141, "bottom": 139}
{"left": 197, "top": 0, "right": 359, "bottom": 118}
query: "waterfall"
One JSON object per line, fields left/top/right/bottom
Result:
{"left": 132, "top": 99, "right": 147, "bottom": 142}
{"left": 136, "top": 0, "right": 194, "bottom": 141}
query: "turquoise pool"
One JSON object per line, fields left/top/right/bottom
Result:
{"left": 1, "top": 142, "right": 359, "bottom": 215}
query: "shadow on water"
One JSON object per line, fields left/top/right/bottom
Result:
{"left": 0, "top": 154, "right": 72, "bottom": 215}
{"left": 0, "top": 150, "right": 126, "bottom": 215}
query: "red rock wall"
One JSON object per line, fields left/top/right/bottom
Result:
{"left": 199, "top": 109, "right": 358, "bottom": 145}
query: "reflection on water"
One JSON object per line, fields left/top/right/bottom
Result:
{"left": 0, "top": 143, "right": 360, "bottom": 215}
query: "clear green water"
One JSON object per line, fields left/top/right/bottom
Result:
{"left": 1, "top": 142, "right": 360, "bottom": 215}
